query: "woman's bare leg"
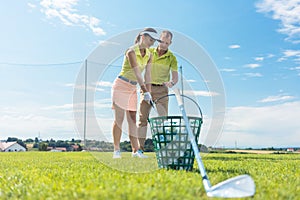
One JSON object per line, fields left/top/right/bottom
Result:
{"left": 126, "top": 110, "right": 139, "bottom": 153}
{"left": 112, "top": 103, "right": 125, "bottom": 151}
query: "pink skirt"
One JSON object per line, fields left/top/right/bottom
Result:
{"left": 112, "top": 77, "right": 137, "bottom": 111}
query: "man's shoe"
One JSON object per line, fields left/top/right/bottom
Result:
{"left": 132, "top": 150, "right": 148, "bottom": 158}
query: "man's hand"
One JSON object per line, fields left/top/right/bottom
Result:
{"left": 164, "top": 80, "right": 175, "bottom": 88}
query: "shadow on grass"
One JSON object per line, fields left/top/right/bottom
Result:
{"left": 202, "top": 155, "right": 285, "bottom": 161}
{"left": 192, "top": 167, "right": 249, "bottom": 175}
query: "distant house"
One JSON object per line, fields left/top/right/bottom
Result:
{"left": 70, "top": 144, "right": 80, "bottom": 151}
{"left": 50, "top": 147, "right": 67, "bottom": 152}
{"left": 0, "top": 142, "right": 26, "bottom": 152}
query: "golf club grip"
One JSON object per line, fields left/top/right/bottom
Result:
{"left": 150, "top": 99, "right": 154, "bottom": 108}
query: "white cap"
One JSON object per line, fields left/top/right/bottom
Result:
{"left": 140, "top": 31, "right": 161, "bottom": 42}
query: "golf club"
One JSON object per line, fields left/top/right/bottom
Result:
{"left": 150, "top": 99, "right": 156, "bottom": 110}
{"left": 174, "top": 88, "right": 256, "bottom": 198}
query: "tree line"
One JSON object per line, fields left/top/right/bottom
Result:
{"left": 4, "top": 137, "right": 207, "bottom": 152}
{"left": 5, "top": 137, "right": 83, "bottom": 151}
{"left": 4, "top": 137, "right": 154, "bottom": 152}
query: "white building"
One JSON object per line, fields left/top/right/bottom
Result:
{"left": 0, "top": 142, "right": 26, "bottom": 152}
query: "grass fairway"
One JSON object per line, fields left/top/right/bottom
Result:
{"left": 0, "top": 152, "right": 299, "bottom": 200}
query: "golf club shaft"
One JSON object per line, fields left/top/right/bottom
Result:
{"left": 180, "top": 65, "right": 184, "bottom": 104}
{"left": 174, "top": 89, "right": 212, "bottom": 191}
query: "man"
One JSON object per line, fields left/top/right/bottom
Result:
{"left": 138, "top": 30, "right": 178, "bottom": 153}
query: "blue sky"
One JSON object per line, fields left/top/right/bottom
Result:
{"left": 1, "top": 0, "right": 300, "bottom": 148}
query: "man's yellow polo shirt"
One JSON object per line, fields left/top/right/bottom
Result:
{"left": 149, "top": 47, "right": 178, "bottom": 84}
{"left": 119, "top": 44, "right": 151, "bottom": 81}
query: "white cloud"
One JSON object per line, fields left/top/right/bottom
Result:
{"left": 2, "top": 100, "right": 299, "bottom": 148}
{"left": 229, "top": 44, "right": 240, "bottom": 49}
{"left": 254, "top": 57, "right": 264, "bottom": 61}
{"left": 289, "top": 66, "right": 300, "bottom": 70}
{"left": 244, "top": 63, "right": 261, "bottom": 68}
{"left": 65, "top": 83, "right": 74, "bottom": 87}
{"left": 97, "top": 81, "right": 113, "bottom": 87}
{"left": 283, "top": 49, "right": 300, "bottom": 57}
{"left": 220, "top": 68, "right": 236, "bottom": 72}
{"left": 0, "top": 105, "right": 76, "bottom": 140}
{"left": 42, "top": 103, "right": 74, "bottom": 110}
{"left": 99, "top": 40, "right": 121, "bottom": 46}
{"left": 277, "top": 57, "right": 287, "bottom": 62}
{"left": 184, "top": 90, "right": 219, "bottom": 97}
{"left": 94, "top": 101, "right": 112, "bottom": 109}
{"left": 278, "top": 49, "right": 300, "bottom": 63}
{"left": 256, "top": 0, "right": 300, "bottom": 42}
{"left": 290, "top": 66, "right": 300, "bottom": 76}
{"left": 258, "top": 94, "right": 295, "bottom": 103}
{"left": 244, "top": 72, "right": 263, "bottom": 77}
{"left": 72, "top": 84, "right": 98, "bottom": 91}
{"left": 219, "top": 101, "right": 300, "bottom": 147}
{"left": 186, "top": 79, "right": 196, "bottom": 83}
{"left": 28, "top": 3, "right": 36, "bottom": 9}
{"left": 89, "top": 17, "right": 106, "bottom": 35}
{"left": 39, "top": 0, "right": 106, "bottom": 36}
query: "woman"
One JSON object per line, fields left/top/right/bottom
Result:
{"left": 111, "top": 28, "right": 160, "bottom": 158}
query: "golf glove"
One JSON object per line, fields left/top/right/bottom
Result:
{"left": 144, "top": 92, "right": 152, "bottom": 103}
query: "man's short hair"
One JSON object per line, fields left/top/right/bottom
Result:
{"left": 161, "top": 30, "right": 173, "bottom": 40}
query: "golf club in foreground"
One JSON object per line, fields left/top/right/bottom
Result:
{"left": 174, "top": 89, "right": 256, "bottom": 198}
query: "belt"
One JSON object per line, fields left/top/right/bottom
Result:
{"left": 118, "top": 76, "right": 137, "bottom": 85}
{"left": 151, "top": 83, "right": 164, "bottom": 86}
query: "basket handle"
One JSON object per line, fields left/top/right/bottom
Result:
{"left": 153, "top": 91, "right": 203, "bottom": 119}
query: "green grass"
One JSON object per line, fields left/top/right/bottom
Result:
{"left": 0, "top": 152, "right": 299, "bottom": 200}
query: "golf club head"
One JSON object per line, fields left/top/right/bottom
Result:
{"left": 207, "top": 175, "right": 255, "bottom": 198}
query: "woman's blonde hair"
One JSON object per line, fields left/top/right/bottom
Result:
{"left": 135, "top": 27, "right": 158, "bottom": 44}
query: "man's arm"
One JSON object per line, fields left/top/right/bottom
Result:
{"left": 164, "top": 55, "right": 178, "bottom": 88}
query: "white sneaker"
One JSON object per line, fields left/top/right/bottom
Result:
{"left": 113, "top": 150, "right": 121, "bottom": 159}
{"left": 132, "top": 150, "right": 148, "bottom": 158}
